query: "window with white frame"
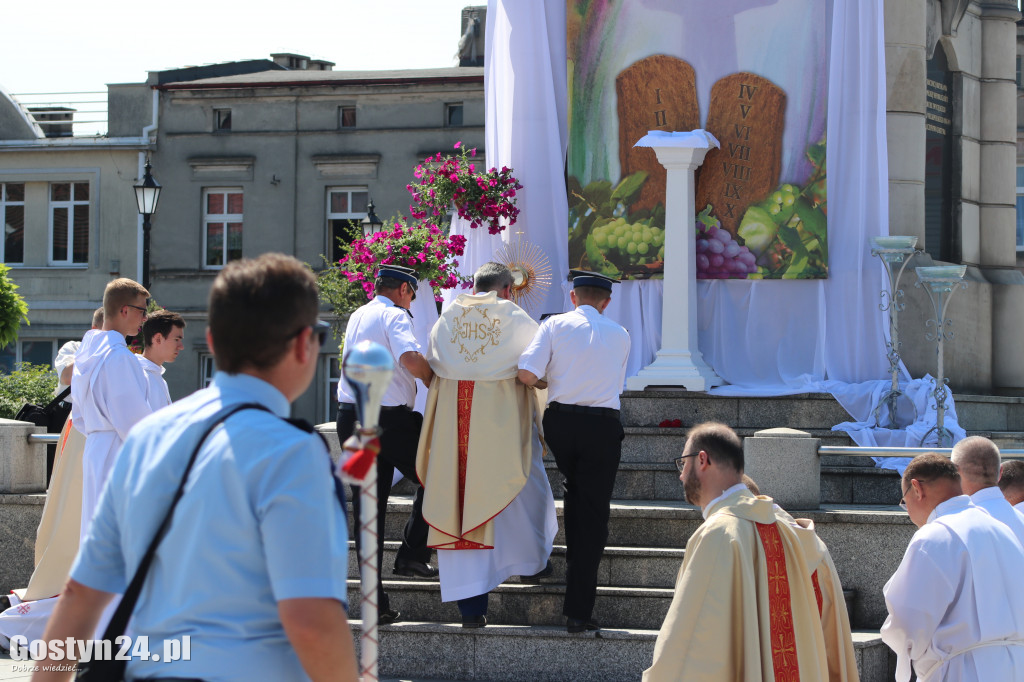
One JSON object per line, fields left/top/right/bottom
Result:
{"left": 324, "top": 354, "right": 341, "bottom": 423}
{"left": 203, "top": 188, "right": 243, "bottom": 268}
{"left": 2, "top": 183, "right": 24, "bottom": 264}
{"left": 1017, "top": 167, "right": 1024, "bottom": 251}
{"left": 199, "top": 353, "right": 217, "bottom": 388}
{"left": 0, "top": 338, "right": 76, "bottom": 373}
{"left": 49, "top": 182, "right": 89, "bottom": 265}
{"left": 327, "top": 187, "right": 369, "bottom": 264}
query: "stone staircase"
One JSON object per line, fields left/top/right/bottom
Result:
{"left": 323, "top": 390, "right": 1024, "bottom": 681}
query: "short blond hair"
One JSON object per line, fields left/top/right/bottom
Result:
{"left": 103, "top": 278, "right": 149, "bottom": 320}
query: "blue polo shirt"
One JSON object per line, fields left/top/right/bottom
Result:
{"left": 72, "top": 372, "right": 349, "bottom": 681}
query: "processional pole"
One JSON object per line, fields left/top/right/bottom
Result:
{"left": 338, "top": 340, "right": 394, "bottom": 682}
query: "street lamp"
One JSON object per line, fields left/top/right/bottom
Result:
{"left": 361, "top": 199, "right": 383, "bottom": 237}
{"left": 133, "top": 158, "right": 162, "bottom": 290}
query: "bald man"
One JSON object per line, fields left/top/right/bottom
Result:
{"left": 951, "top": 436, "right": 1024, "bottom": 547}
{"left": 1000, "top": 460, "right": 1024, "bottom": 509}
{"left": 883, "top": 454, "right": 1024, "bottom": 681}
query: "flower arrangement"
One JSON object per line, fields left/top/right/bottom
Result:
{"left": 407, "top": 142, "right": 523, "bottom": 234}
{"left": 336, "top": 219, "right": 468, "bottom": 303}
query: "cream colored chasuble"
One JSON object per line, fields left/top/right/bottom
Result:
{"left": 416, "top": 292, "right": 542, "bottom": 549}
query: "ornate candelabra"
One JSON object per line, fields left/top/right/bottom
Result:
{"left": 870, "top": 236, "right": 919, "bottom": 428}
{"left": 915, "top": 265, "right": 968, "bottom": 447}
{"left": 340, "top": 340, "right": 394, "bottom": 682}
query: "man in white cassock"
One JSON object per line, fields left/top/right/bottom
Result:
{"left": 136, "top": 309, "right": 186, "bottom": 411}
{"left": 999, "top": 460, "right": 1024, "bottom": 511}
{"left": 72, "top": 277, "right": 153, "bottom": 541}
{"left": 951, "top": 435, "right": 1024, "bottom": 545}
{"left": 882, "top": 453, "right": 1024, "bottom": 681}
{"left": 416, "top": 262, "right": 557, "bottom": 627}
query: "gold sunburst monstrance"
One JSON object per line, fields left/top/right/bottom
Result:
{"left": 493, "top": 232, "right": 552, "bottom": 314}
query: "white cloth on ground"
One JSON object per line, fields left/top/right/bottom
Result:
{"left": 136, "top": 355, "right": 172, "bottom": 411}
{"left": 882, "top": 495, "right": 1024, "bottom": 682}
{"left": 71, "top": 329, "right": 152, "bottom": 541}
{"left": 969, "top": 486, "right": 1024, "bottom": 548}
{"left": 437, "top": 428, "right": 557, "bottom": 602}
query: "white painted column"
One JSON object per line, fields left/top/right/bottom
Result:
{"left": 627, "top": 137, "right": 723, "bottom": 391}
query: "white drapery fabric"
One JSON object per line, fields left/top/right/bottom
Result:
{"left": 481, "top": 0, "right": 961, "bottom": 452}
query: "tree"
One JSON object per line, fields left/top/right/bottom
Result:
{"left": 0, "top": 263, "right": 29, "bottom": 350}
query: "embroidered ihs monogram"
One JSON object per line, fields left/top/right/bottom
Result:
{"left": 450, "top": 306, "right": 502, "bottom": 362}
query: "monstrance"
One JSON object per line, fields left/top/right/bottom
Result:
{"left": 493, "top": 232, "right": 552, "bottom": 314}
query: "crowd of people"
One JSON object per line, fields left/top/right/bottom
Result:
{"left": 1, "top": 252, "right": 1023, "bottom": 682}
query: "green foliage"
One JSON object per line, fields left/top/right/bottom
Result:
{"left": 0, "top": 363, "right": 58, "bottom": 420}
{"left": 0, "top": 264, "right": 29, "bottom": 350}
{"left": 317, "top": 256, "right": 369, "bottom": 335}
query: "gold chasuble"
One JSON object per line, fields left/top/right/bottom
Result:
{"left": 644, "top": 489, "right": 835, "bottom": 682}
{"left": 416, "top": 292, "right": 542, "bottom": 550}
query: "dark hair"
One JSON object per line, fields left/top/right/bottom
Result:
{"left": 375, "top": 276, "right": 408, "bottom": 294}
{"left": 573, "top": 285, "right": 611, "bottom": 305}
{"left": 474, "top": 262, "right": 513, "bottom": 293}
{"left": 208, "top": 253, "right": 319, "bottom": 373}
{"left": 142, "top": 310, "right": 185, "bottom": 347}
{"left": 999, "top": 460, "right": 1024, "bottom": 492}
{"left": 685, "top": 422, "right": 744, "bottom": 473}
{"left": 903, "top": 453, "right": 960, "bottom": 487}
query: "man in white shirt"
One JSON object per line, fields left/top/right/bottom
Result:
{"left": 71, "top": 278, "right": 152, "bottom": 540}
{"left": 882, "top": 453, "right": 1024, "bottom": 681}
{"left": 137, "top": 309, "right": 186, "bottom": 411}
{"left": 518, "top": 270, "right": 630, "bottom": 633}
{"left": 951, "top": 435, "right": 1024, "bottom": 546}
{"left": 336, "top": 264, "right": 435, "bottom": 624}
{"left": 999, "top": 460, "right": 1024, "bottom": 510}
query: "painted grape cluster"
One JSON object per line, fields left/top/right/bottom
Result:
{"left": 695, "top": 211, "right": 758, "bottom": 279}
{"left": 591, "top": 217, "right": 666, "bottom": 266}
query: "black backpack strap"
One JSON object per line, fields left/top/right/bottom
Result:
{"left": 44, "top": 386, "right": 72, "bottom": 411}
{"left": 100, "top": 402, "right": 269, "bottom": 641}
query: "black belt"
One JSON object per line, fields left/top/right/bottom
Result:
{"left": 547, "top": 401, "right": 620, "bottom": 420}
{"left": 339, "top": 403, "right": 411, "bottom": 414}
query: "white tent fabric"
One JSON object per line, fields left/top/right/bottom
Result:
{"left": 480, "top": 0, "right": 961, "bottom": 452}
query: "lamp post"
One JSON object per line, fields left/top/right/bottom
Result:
{"left": 133, "top": 158, "right": 162, "bottom": 290}
{"left": 361, "top": 199, "right": 383, "bottom": 237}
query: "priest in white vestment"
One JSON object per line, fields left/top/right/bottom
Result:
{"left": 72, "top": 279, "right": 153, "bottom": 540}
{"left": 883, "top": 453, "right": 1024, "bottom": 682}
{"left": 645, "top": 423, "right": 833, "bottom": 682}
{"left": 952, "top": 435, "right": 1024, "bottom": 546}
{"left": 416, "top": 263, "right": 557, "bottom": 626}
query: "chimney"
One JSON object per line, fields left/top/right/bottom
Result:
{"left": 28, "top": 106, "right": 75, "bottom": 138}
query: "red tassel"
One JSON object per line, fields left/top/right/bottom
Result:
{"left": 340, "top": 437, "right": 381, "bottom": 483}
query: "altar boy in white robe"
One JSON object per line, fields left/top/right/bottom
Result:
{"left": 416, "top": 262, "right": 557, "bottom": 627}
{"left": 136, "top": 309, "right": 186, "bottom": 411}
{"left": 882, "top": 453, "right": 1024, "bottom": 682}
{"left": 1000, "top": 460, "right": 1024, "bottom": 510}
{"left": 72, "top": 278, "right": 153, "bottom": 540}
{"left": 951, "top": 435, "right": 1024, "bottom": 546}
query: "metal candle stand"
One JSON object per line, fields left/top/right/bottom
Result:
{"left": 914, "top": 266, "right": 968, "bottom": 447}
{"left": 869, "top": 236, "right": 919, "bottom": 428}
{"left": 341, "top": 341, "right": 395, "bottom": 682}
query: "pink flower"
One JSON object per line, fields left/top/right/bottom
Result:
{"left": 454, "top": 141, "right": 462, "bottom": 149}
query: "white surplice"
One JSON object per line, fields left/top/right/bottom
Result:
{"left": 970, "top": 486, "right": 1024, "bottom": 548}
{"left": 437, "top": 427, "right": 557, "bottom": 602}
{"left": 71, "top": 330, "right": 152, "bottom": 540}
{"left": 136, "top": 355, "right": 172, "bottom": 411}
{"left": 882, "top": 495, "right": 1024, "bottom": 682}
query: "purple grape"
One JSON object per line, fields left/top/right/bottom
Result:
{"left": 723, "top": 242, "right": 740, "bottom": 258}
{"left": 739, "top": 245, "right": 750, "bottom": 254}
{"left": 707, "top": 225, "right": 719, "bottom": 240}
{"left": 707, "top": 239, "right": 724, "bottom": 255}
{"left": 709, "top": 254, "right": 724, "bottom": 268}
{"left": 714, "top": 229, "right": 732, "bottom": 244}
{"left": 697, "top": 238, "right": 710, "bottom": 253}
{"left": 696, "top": 254, "right": 710, "bottom": 271}
{"left": 747, "top": 262, "right": 758, "bottom": 273}
{"left": 739, "top": 252, "right": 756, "bottom": 266}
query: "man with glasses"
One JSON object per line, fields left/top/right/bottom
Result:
{"left": 71, "top": 277, "right": 152, "bottom": 539}
{"left": 37, "top": 253, "right": 357, "bottom": 681}
{"left": 336, "top": 264, "right": 436, "bottom": 625}
{"left": 882, "top": 453, "right": 1024, "bottom": 682}
{"left": 645, "top": 422, "right": 832, "bottom": 682}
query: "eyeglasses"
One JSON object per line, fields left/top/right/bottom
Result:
{"left": 125, "top": 304, "right": 148, "bottom": 317}
{"left": 899, "top": 483, "right": 910, "bottom": 511}
{"left": 292, "top": 320, "right": 330, "bottom": 346}
{"left": 674, "top": 453, "right": 698, "bottom": 473}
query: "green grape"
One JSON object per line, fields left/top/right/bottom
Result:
{"left": 771, "top": 191, "right": 783, "bottom": 204}
{"left": 653, "top": 234, "right": 664, "bottom": 247}
{"left": 782, "top": 194, "right": 795, "bottom": 207}
{"left": 595, "top": 233, "right": 608, "bottom": 248}
{"left": 615, "top": 225, "right": 627, "bottom": 237}
{"left": 617, "top": 236, "right": 628, "bottom": 250}
{"left": 627, "top": 242, "right": 638, "bottom": 255}
{"left": 781, "top": 184, "right": 795, "bottom": 193}
{"left": 637, "top": 242, "right": 650, "bottom": 255}
{"left": 769, "top": 203, "right": 781, "bottom": 215}
{"left": 642, "top": 228, "right": 652, "bottom": 241}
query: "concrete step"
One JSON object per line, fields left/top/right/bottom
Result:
{"left": 822, "top": 466, "right": 902, "bottom": 505}
{"left": 619, "top": 390, "right": 853, "bottom": 429}
{"left": 349, "top": 541, "right": 685, "bottom": 589}
{"left": 350, "top": 622, "right": 895, "bottom": 682}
